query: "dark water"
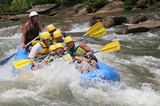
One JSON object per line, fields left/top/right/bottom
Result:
{"left": 0, "top": 10, "right": 160, "bottom": 106}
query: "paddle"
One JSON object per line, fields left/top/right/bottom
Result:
{"left": 13, "top": 53, "right": 53, "bottom": 69}
{"left": 0, "top": 35, "right": 40, "bottom": 65}
{"left": 83, "top": 22, "right": 104, "bottom": 37}
{"left": 81, "top": 41, "right": 120, "bottom": 57}
{"left": 75, "top": 22, "right": 106, "bottom": 41}
{"left": 79, "top": 27, "right": 106, "bottom": 41}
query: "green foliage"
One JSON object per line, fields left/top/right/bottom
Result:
{"left": 124, "top": 0, "right": 134, "bottom": 10}
{"left": 1, "top": 0, "right": 160, "bottom": 14}
{"left": 84, "top": 0, "right": 106, "bottom": 13}
{"left": 10, "top": 0, "right": 30, "bottom": 13}
{"left": 151, "top": 0, "right": 158, "bottom": 5}
{"left": 0, "top": 0, "right": 12, "bottom": 13}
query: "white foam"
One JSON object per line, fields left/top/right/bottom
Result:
{"left": 68, "top": 22, "right": 90, "bottom": 33}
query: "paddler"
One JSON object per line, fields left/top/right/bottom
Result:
{"left": 22, "top": 11, "right": 45, "bottom": 51}
{"left": 47, "top": 24, "right": 68, "bottom": 44}
{"left": 28, "top": 32, "right": 51, "bottom": 70}
{"left": 64, "top": 36, "right": 98, "bottom": 73}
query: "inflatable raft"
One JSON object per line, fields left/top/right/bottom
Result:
{"left": 13, "top": 45, "right": 120, "bottom": 82}
{"left": 12, "top": 45, "right": 31, "bottom": 76}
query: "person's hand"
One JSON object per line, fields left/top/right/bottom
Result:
{"left": 91, "top": 60, "right": 97, "bottom": 65}
{"left": 22, "top": 44, "right": 26, "bottom": 49}
{"left": 86, "top": 52, "right": 92, "bottom": 56}
{"left": 90, "top": 60, "right": 98, "bottom": 67}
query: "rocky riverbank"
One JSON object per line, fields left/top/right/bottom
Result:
{"left": 1, "top": 1, "right": 160, "bottom": 34}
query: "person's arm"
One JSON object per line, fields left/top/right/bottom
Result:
{"left": 74, "top": 56, "right": 90, "bottom": 62}
{"left": 22, "top": 23, "right": 29, "bottom": 48}
{"left": 28, "top": 43, "right": 43, "bottom": 66}
{"left": 79, "top": 42, "right": 94, "bottom": 56}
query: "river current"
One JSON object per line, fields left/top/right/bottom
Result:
{"left": 0, "top": 10, "right": 160, "bottom": 106}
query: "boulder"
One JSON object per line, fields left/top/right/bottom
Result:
{"left": 96, "top": 1, "right": 124, "bottom": 14}
{"left": 27, "top": 4, "right": 57, "bottom": 13}
{"left": 112, "top": 16, "right": 128, "bottom": 25}
{"left": 90, "top": 17, "right": 103, "bottom": 26}
{"left": 102, "top": 17, "right": 115, "bottom": 27}
{"left": 73, "top": 7, "right": 88, "bottom": 16}
{"left": 128, "top": 14, "right": 148, "bottom": 24}
{"left": 9, "top": 16, "right": 20, "bottom": 21}
{"left": 90, "top": 16, "right": 127, "bottom": 28}
{"left": 50, "top": 4, "right": 84, "bottom": 17}
{"left": 136, "top": 0, "right": 149, "bottom": 8}
{"left": 126, "top": 21, "right": 160, "bottom": 33}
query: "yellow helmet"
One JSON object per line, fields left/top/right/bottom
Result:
{"left": 49, "top": 45, "right": 57, "bottom": 52}
{"left": 53, "top": 30, "right": 63, "bottom": 38}
{"left": 47, "top": 24, "right": 56, "bottom": 32}
{"left": 55, "top": 43, "right": 64, "bottom": 49}
{"left": 64, "top": 36, "right": 73, "bottom": 44}
{"left": 40, "top": 32, "right": 51, "bottom": 40}
{"left": 56, "top": 28, "right": 61, "bottom": 31}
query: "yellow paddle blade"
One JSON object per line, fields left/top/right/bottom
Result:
{"left": 99, "top": 41, "right": 120, "bottom": 52}
{"left": 13, "top": 59, "right": 32, "bottom": 69}
{"left": 83, "top": 22, "right": 104, "bottom": 37}
{"left": 90, "top": 27, "right": 106, "bottom": 37}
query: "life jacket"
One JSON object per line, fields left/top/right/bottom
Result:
{"left": 67, "top": 42, "right": 86, "bottom": 57}
{"left": 53, "top": 52, "right": 72, "bottom": 61}
{"left": 35, "top": 42, "right": 49, "bottom": 58}
{"left": 32, "top": 40, "right": 41, "bottom": 46}
{"left": 25, "top": 20, "right": 40, "bottom": 42}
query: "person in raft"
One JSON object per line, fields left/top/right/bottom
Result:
{"left": 44, "top": 43, "right": 72, "bottom": 64}
{"left": 22, "top": 11, "right": 45, "bottom": 51}
{"left": 64, "top": 36, "right": 98, "bottom": 73}
{"left": 28, "top": 32, "right": 51, "bottom": 70}
{"left": 47, "top": 24, "right": 68, "bottom": 44}
{"left": 43, "top": 44, "right": 57, "bottom": 65}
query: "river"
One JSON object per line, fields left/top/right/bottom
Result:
{"left": 0, "top": 10, "right": 160, "bottom": 106}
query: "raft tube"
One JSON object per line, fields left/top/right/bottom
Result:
{"left": 12, "top": 45, "right": 31, "bottom": 76}
{"left": 81, "top": 61, "right": 120, "bottom": 82}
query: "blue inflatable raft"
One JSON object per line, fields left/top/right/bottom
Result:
{"left": 12, "top": 45, "right": 31, "bottom": 76}
{"left": 13, "top": 45, "right": 120, "bottom": 82}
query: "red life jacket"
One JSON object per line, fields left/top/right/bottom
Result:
{"left": 25, "top": 20, "right": 40, "bottom": 42}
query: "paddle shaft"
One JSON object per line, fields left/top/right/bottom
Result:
{"left": 0, "top": 35, "right": 40, "bottom": 65}
{"left": 81, "top": 51, "right": 99, "bottom": 57}
{"left": 17, "top": 35, "right": 41, "bottom": 53}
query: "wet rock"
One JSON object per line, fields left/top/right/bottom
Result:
{"left": 9, "top": 16, "right": 20, "bottom": 21}
{"left": 96, "top": 1, "right": 124, "bottom": 14}
{"left": 90, "top": 17, "right": 103, "bottom": 26}
{"left": 90, "top": 16, "right": 127, "bottom": 28}
{"left": 112, "top": 16, "right": 128, "bottom": 25}
{"left": 126, "top": 21, "right": 160, "bottom": 33}
{"left": 73, "top": 7, "right": 88, "bottom": 17}
{"left": 156, "top": 30, "right": 160, "bottom": 35}
{"left": 136, "top": 0, "right": 150, "bottom": 9}
{"left": 128, "top": 14, "right": 148, "bottom": 24}
{"left": 27, "top": 4, "right": 57, "bottom": 14}
{"left": 102, "top": 18, "right": 115, "bottom": 27}
{"left": 15, "top": 14, "right": 28, "bottom": 20}
{"left": 50, "top": 4, "right": 85, "bottom": 17}
{"left": 157, "top": 2, "right": 160, "bottom": 8}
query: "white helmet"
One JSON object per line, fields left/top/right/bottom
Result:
{"left": 29, "top": 11, "right": 38, "bottom": 18}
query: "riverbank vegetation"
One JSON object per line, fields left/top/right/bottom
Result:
{"left": 0, "top": 0, "right": 160, "bottom": 14}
